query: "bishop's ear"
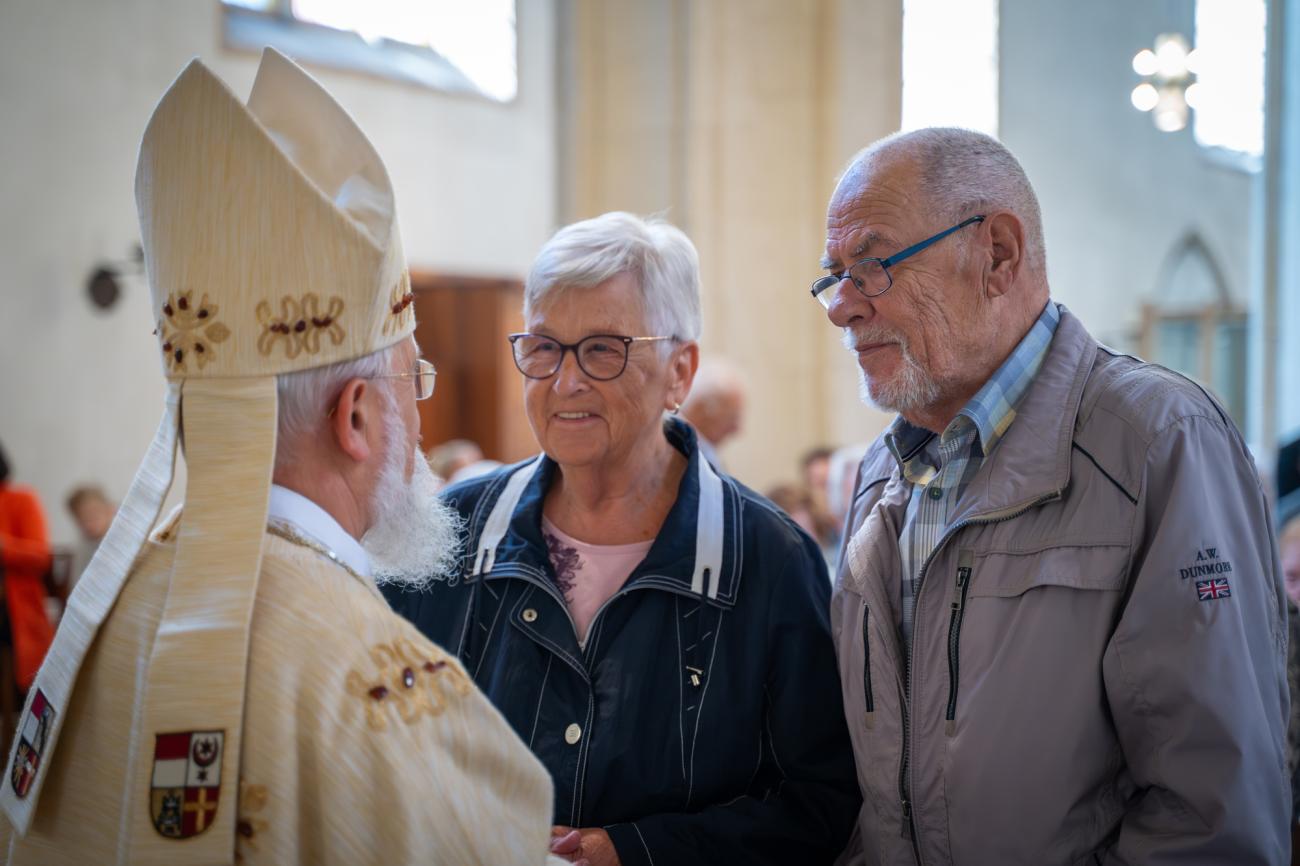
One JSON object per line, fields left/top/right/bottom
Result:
{"left": 330, "top": 378, "right": 376, "bottom": 464}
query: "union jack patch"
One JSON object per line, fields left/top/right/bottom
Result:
{"left": 9, "top": 688, "right": 55, "bottom": 798}
{"left": 1196, "top": 577, "right": 1231, "bottom": 601}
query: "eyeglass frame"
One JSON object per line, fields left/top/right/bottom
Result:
{"left": 370, "top": 357, "right": 438, "bottom": 401}
{"left": 810, "top": 214, "right": 986, "bottom": 307}
{"left": 507, "top": 332, "right": 676, "bottom": 381}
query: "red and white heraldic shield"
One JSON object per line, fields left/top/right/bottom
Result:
{"left": 9, "top": 689, "right": 55, "bottom": 798}
{"left": 149, "top": 730, "right": 225, "bottom": 839}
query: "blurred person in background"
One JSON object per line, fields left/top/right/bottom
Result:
{"left": 801, "top": 445, "right": 833, "bottom": 505}
{"left": 679, "top": 357, "right": 746, "bottom": 473}
{"left": 427, "top": 438, "right": 484, "bottom": 488}
{"left": 387, "top": 211, "right": 860, "bottom": 866}
{"left": 0, "top": 439, "right": 54, "bottom": 694}
{"left": 64, "top": 485, "right": 116, "bottom": 585}
{"left": 765, "top": 482, "right": 838, "bottom": 572}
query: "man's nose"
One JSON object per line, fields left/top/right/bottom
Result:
{"left": 825, "top": 276, "right": 867, "bottom": 328}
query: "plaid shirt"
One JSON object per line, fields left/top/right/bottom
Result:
{"left": 886, "top": 301, "right": 1060, "bottom": 650}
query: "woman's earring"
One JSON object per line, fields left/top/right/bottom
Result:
{"left": 669, "top": 402, "right": 681, "bottom": 415}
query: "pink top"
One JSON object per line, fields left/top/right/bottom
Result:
{"left": 542, "top": 516, "right": 653, "bottom": 646}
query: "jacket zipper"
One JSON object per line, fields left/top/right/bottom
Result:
{"left": 861, "top": 603, "right": 874, "bottom": 715}
{"left": 897, "top": 491, "right": 1060, "bottom": 865}
{"left": 944, "top": 550, "right": 975, "bottom": 728}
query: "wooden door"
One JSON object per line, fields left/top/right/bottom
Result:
{"left": 410, "top": 272, "right": 537, "bottom": 462}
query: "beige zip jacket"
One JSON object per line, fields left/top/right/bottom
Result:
{"left": 832, "top": 306, "right": 1289, "bottom": 865}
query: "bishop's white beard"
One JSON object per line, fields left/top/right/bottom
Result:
{"left": 362, "top": 402, "right": 464, "bottom": 590}
{"left": 841, "top": 325, "right": 941, "bottom": 415}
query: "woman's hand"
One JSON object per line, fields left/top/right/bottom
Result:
{"left": 551, "top": 825, "right": 620, "bottom": 866}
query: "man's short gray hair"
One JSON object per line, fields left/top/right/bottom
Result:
{"left": 524, "top": 212, "right": 702, "bottom": 343}
{"left": 274, "top": 342, "right": 400, "bottom": 471}
{"left": 852, "top": 127, "right": 1047, "bottom": 275}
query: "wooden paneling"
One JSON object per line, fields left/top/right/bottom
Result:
{"left": 410, "top": 272, "right": 536, "bottom": 463}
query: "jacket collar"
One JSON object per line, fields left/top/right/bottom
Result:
{"left": 856, "top": 304, "right": 1096, "bottom": 517}
{"left": 483, "top": 417, "right": 744, "bottom": 608}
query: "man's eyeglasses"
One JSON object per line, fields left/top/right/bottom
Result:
{"left": 372, "top": 358, "right": 438, "bottom": 401}
{"left": 508, "top": 333, "right": 674, "bottom": 381}
{"left": 810, "top": 215, "right": 986, "bottom": 308}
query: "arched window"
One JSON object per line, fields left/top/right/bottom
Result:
{"left": 1140, "top": 233, "right": 1247, "bottom": 425}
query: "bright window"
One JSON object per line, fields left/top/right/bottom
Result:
{"left": 222, "top": 0, "right": 517, "bottom": 102}
{"left": 1192, "top": 0, "right": 1266, "bottom": 158}
{"left": 901, "top": 0, "right": 999, "bottom": 135}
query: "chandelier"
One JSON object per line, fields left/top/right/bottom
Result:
{"left": 1130, "top": 33, "right": 1202, "bottom": 132}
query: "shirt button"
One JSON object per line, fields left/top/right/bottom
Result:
{"left": 928, "top": 486, "right": 943, "bottom": 500}
{"left": 522, "top": 608, "right": 538, "bottom": 623}
{"left": 564, "top": 723, "right": 582, "bottom": 745}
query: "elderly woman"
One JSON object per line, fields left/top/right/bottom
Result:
{"left": 386, "top": 212, "right": 859, "bottom": 865}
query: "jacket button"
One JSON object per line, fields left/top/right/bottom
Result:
{"left": 564, "top": 723, "right": 582, "bottom": 745}
{"left": 522, "top": 608, "right": 538, "bottom": 623}
{"left": 928, "top": 486, "right": 943, "bottom": 500}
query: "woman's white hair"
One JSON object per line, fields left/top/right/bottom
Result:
{"left": 851, "top": 127, "right": 1047, "bottom": 275}
{"left": 274, "top": 341, "right": 400, "bottom": 471}
{"left": 524, "top": 211, "right": 702, "bottom": 343}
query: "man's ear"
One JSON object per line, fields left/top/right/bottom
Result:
{"left": 331, "top": 378, "right": 375, "bottom": 464}
{"left": 983, "top": 211, "right": 1026, "bottom": 299}
{"left": 670, "top": 342, "right": 701, "bottom": 410}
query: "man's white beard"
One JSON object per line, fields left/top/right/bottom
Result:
{"left": 363, "top": 405, "right": 464, "bottom": 590}
{"left": 841, "top": 326, "right": 940, "bottom": 415}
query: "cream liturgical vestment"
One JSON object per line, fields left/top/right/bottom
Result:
{"left": 1, "top": 49, "right": 560, "bottom": 865}
{"left": 2, "top": 506, "right": 557, "bottom": 864}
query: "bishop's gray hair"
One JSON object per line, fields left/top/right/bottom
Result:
{"left": 849, "top": 127, "right": 1047, "bottom": 275}
{"left": 274, "top": 341, "right": 401, "bottom": 471}
{"left": 524, "top": 211, "right": 702, "bottom": 345}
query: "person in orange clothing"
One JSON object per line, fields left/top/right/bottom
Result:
{"left": 0, "top": 441, "right": 54, "bottom": 690}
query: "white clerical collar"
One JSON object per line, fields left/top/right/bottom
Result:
{"left": 267, "top": 484, "right": 372, "bottom": 579}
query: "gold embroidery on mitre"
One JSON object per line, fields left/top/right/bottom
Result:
{"left": 345, "top": 638, "right": 472, "bottom": 732}
{"left": 384, "top": 271, "right": 414, "bottom": 335}
{"left": 158, "top": 291, "right": 230, "bottom": 373}
{"left": 255, "top": 294, "right": 346, "bottom": 358}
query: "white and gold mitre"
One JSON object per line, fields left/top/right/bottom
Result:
{"left": 140, "top": 48, "right": 415, "bottom": 377}
{"left": 1, "top": 49, "right": 416, "bottom": 862}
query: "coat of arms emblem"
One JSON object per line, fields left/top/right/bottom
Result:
{"left": 10, "top": 688, "right": 55, "bottom": 798}
{"left": 150, "top": 730, "right": 225, "bottom": 839}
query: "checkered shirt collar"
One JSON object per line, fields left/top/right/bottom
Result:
{"left": 886, "top": 301, "right": 1060, "bottom": 480}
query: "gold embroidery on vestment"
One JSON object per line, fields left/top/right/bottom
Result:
{"left": 234, "top": 781, "right": 270, "bottom": 861}
{"left": 345, "top": 638, "right": 472, "bottom": 731}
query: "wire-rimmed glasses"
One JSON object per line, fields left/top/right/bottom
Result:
{"left": 373, "top": 358, "right": 438, "bottom": 400}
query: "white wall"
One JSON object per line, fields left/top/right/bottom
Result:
{"left": 998, "top": 0, "right": 1255, "bottom": 348}
{"left": 0, "top": 0, "right": 556, "bottom": 544}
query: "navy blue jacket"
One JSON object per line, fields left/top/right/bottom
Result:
{"left": 384, "top": 420, "right": 860, "bottom": 865}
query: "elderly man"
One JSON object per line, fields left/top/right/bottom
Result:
{"left": 818, "top": 127, "right": 1289, "bottom": 864}
{"left": 0, "top": 51, "right": 567, "bottom": 865}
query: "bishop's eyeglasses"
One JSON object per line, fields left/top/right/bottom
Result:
{"left": 810, "top": 215, "right": 986, "bottom": 308}
{"left": 373, "top": 358, "right": 438, "bottom": 400}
